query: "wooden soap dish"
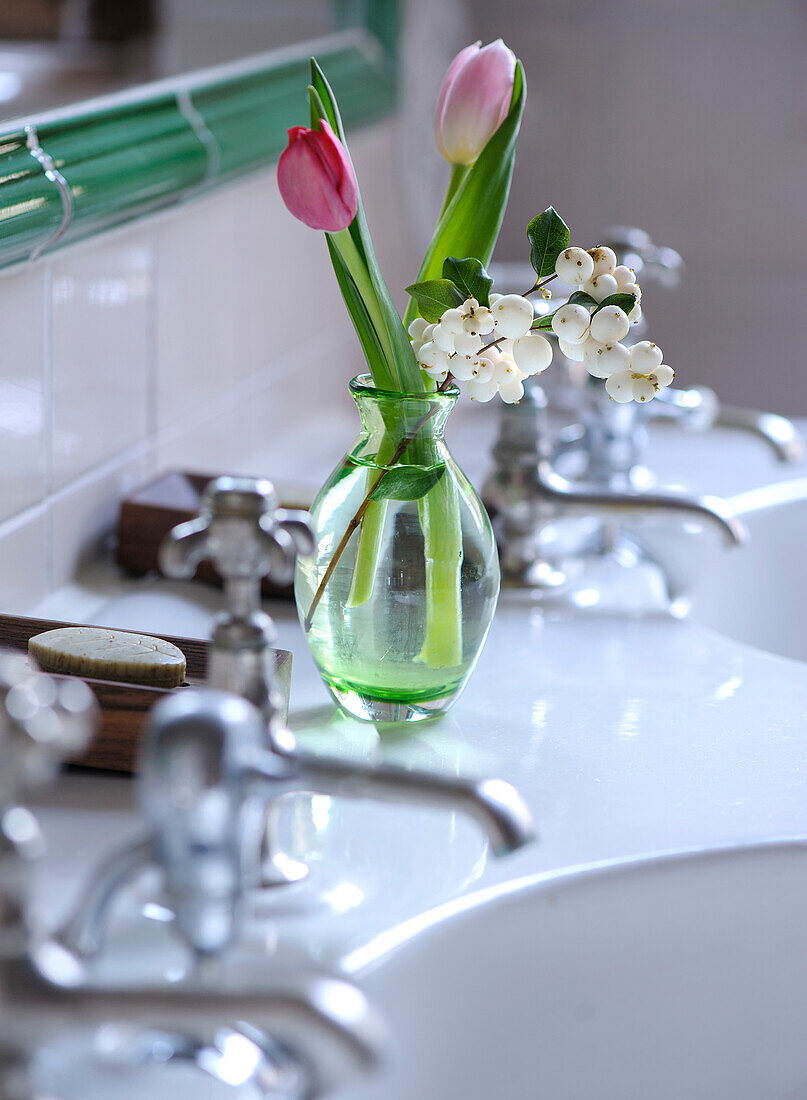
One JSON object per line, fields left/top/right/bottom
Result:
{"left": 0, "top": 614, "right": 292, "bottom": 774}
{"left": 117, "top": 471, "right": 315, "bottom": 599}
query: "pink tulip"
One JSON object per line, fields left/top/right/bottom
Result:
{"left": 435, "top": 39, "right": 517, "bottom": 166}
{"left": 277, "top": 119, "right": 359, "bottom": 232}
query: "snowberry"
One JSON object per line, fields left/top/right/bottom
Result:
{"left": 467, "top": 377, "right": 498, "bottom": 402}
{"left": 629, "top": 340, "right": 663, "bottom": 373}
{"left": 649, "top": 365, "right": 674, "bottom": 388}
{"left": 629, "top": 303, "right": 642, "bottom": 323}
{"left": 589, "top": 305, "right": 630, "bottom": 343}
{"left": 489, "top": 292, "right": 503, "bottom": 305}
{"left": 558, "top": 338, "right": 587, "bottom": 362}
{"left": 555, "top": 247, "right": 594, "bottom": 285}
{"left": 494, "top": 357, "right": 521, "bottom": 386}
{"left": 432, "top": 322, "right": 456, "bottom": 353}
{"left": 417, "top": 341, "right": 450, "bottom": 370}
{"left": 612, "top": 265, "right": 635, "bottom": 287}
{"left": 453, "top": 330, "right": 483, "bottom": 356}
{"left": 439, "top": 308, "right": 466, "bottom": 337}
{"left": 583, "top": 340, "right": 631, "bottom": 379}
{"left": 551, "top": 303, "right": 591, "bottom": 343}
{"left": 449, "top": 355, "right": 477, "bottom": 381}
{"left": 499, "top": 378, "right": 525, "bottom": 404}
{"left": 492, "top": 294, "right": 534, "bottom": 339}
{"left": 632, "top": 377, "right": 657, "bottom": 403}
{"left": 588, "top": 245, "right": 617, "bottom": 277}
{"left": 604, "top": 371, "right": 634, "bottom": 403}
{"left": 583, "top": 273, "right": 618, "bottom": 302}
{"left": 619, "top": 281, "right": 642, "bottom": 301}
{"left": 408, "top": 318, "right": 429, "bottom": 340}
{"left": 470, "top": 357, "right": 496, "bottom": 383}
{"left": 512, "top": 332, "right": 553, "bottom": 375}
{"left": 423, "top": 362, "right": 450, "bottom": 380}
{"left": 463, "top": 305, "right": 494, "bottom": 337}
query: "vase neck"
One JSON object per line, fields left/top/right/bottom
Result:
{"left": 350, "top": 377, "right": 457, "bottom": 450}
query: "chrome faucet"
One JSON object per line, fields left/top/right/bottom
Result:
{"left": 484, "top": 381, "right": 746, "bottom": 595}
{"left": 0, "top": 653, "right": 384, "bottom": 1099}
{"left": 59, "top": 688, "right": 536, "bottom": 959}
{"left": 159, "top": 475, "right": 315, "bottom": 731}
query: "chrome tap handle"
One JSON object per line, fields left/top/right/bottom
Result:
{"left": 3, "top": 949, "right": 385, "bottom": 1098}
{"left": 0, "top": 652, "right": 97, "bottom": 800}
{"left": 159, "top": 477, "right": 313, "bottom": 593}
{"left": 159, "top": 476, "right": 314, "bottom": 723}
{"left": 0, "top": 656, "right": 96, "bottom": 963}
{"left": 599, "top": 226, "right": 684, "bottom": 288}
{"left": 138, "top": 689, "right": 271, "bottom": 956}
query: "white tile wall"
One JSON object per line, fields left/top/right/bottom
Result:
{"left": 0, "top": 122, "right": 404, "bottom": 613}
{"left": 51, "top": 232, "right": 154, "bottom": 489}
{"left": 0, "top": 265, "right": 47, "bottom": 522}
{"left": 0, "top": 506, "right": 48, "bottom": 613}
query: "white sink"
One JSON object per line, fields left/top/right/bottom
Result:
{"left": 692, "top": 478, "right": 807, "bottom": 662}
{"left": 344, "top": 842, "right": 807, "bottom": 1100}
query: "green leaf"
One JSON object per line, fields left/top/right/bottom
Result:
{"left": 326, "top": 237, "right": 392, "bottom": 388}
{"left": 370, "top": 465, "right": 445, "bottom": 503}
{"left": 404, "top": 279, "right": 465, "bottom": 324}
{"left": 531, "top": 314, "right": 555, "bottom": 330}
{"left": 310, "top": 60, "right": 423, "bottom": 393}
{"left": 442, "top": 257, "right": 493, "bottom": 307}
{"left": 526, "top": 207, "right": 570, "bottom": 279}
{"left": 592, "top": 292, "right": 637, "bottom": 316}
{"left": 568, "top": 290, "right": 599, "bottom": 309}
{"left": 404, "top": 60, "right": 527, "bottom": 327}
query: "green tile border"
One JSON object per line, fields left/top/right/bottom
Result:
{"left": 0, "top": 1, "right": 397, "bottom": 267}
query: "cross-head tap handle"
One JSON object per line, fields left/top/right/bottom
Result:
{"left": 159, "top": 476, "right": 314, "bottom": 592}
{"left": 0, "top": 651, "right": 97, "bottom": 800}
{"left": 158, "top": 477, "right": 314, "bottom": 724}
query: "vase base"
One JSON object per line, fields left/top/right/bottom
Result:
{"left": 326, "top": 680, "right": 455, "bottom": 723}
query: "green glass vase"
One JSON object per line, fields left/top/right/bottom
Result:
{"left": 295, "top": 375, "right": 500, "bottom": 722}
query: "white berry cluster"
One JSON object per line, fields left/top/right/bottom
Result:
{"left": 409, "top": 293, "right": 553, "bottom": 404}
{"left": 551, "top": 244, "right": 674, "bottom": 403}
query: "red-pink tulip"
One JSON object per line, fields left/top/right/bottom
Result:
{"left": 435, "top": 39, "right": 516, "bottom": 166}
{"left": 277, "top": 119, "right": 359, "bottom": 232}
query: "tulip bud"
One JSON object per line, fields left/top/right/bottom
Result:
{"left": 277, "top": 119, "right": 359, "bottom": 232}
{"left": 435, "top": 39, "right": 517, "bottom": 166}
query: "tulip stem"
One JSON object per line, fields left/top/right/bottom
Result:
{"left": 440, "top": 163, "right": 469, "bottom": 219}
{"left": 330, "top": 229, "right": 397, "bottom": 382}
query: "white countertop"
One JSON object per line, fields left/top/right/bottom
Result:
{"left": 25, "top": 411, "right": 807, "bottom": 965}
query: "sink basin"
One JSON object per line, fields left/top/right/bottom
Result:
{"left": 343, "top": 842, "right": 807, "bottom": 1100}
{"left": 691, "top": 479, "right": 807, "bottom": 662}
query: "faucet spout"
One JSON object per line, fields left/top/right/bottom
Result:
{"left": 717, "top": 405, "right": 806, "bottom": 465}
{"left": 263, "top": 749, "right": 537, "bottom": 857}
{"left": 536, "top": 461, "right": 747, "bottom": 547}
{"left": 1, "top": 948, "right": 385, "bottom": 1091}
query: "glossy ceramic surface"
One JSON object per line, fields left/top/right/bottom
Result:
{"left": 25, "top": 419, "right": 807, "bottom": 1096}
{"left": 345, "top": 843, "right": 807, "bottom": 1100}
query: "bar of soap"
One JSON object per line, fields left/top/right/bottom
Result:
{"left": 28, "top": 627, "right": 186, "bottom": 688}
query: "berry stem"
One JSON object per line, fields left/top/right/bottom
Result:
{"left": 524, "top": 273, "right": 558, "bottom": 297}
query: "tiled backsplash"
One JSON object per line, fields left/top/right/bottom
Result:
{"left": 0, "top": 122, "right": 414, "bottom": 614}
